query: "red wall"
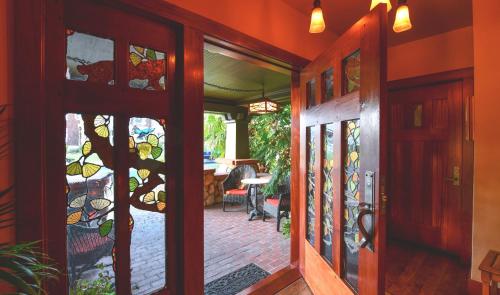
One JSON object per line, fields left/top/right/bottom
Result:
{"left": 164, "top": 0, "right": 337, "bottom": 60}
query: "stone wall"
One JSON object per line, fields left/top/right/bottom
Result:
{"left": 203, "top": 169, "right": 228, "bottom": 207}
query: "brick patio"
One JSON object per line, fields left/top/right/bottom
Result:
{"left": 204, "top": 204, "right": 290, "bottom": 285}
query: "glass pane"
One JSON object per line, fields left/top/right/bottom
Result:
{"left": 343, "top": 50, "right": 360, "bottom": 94}
{"left": 129, "top": 45, "right": 166, "bottom": 91}
{"left": 343, "top": 119, "right": 361, "bottom": 291}
{"left": 321, "top": 124, "right": 334, "bottom": 263}
{"left": 322, "top": 68, "right": 334, "bottom": 102}
{"left": 306, "top": 127, "right": 316, "bottom": 245}
{"left": 129, "top": 117, "right": 167, "bottom": 294}
{"left": 65, "top": 114, "right": 116, "bottom": 293}
{"left": 66, "top": 30, "right": 114, "bottom": 85}
{"left": 306, "top": 79, "right": 316, "bottom": 108}
{"left": 413, "top": 104, "right": 423, "bottom": 128}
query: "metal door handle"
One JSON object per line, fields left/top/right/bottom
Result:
{"left": 445, "top": 166, "right": 460, "bottom": 186}
{"left": 357, "top": 202, "right": 373, "bottom": 250}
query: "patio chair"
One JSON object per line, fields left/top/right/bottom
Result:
{"left": 263, "top": 177, "right": 291, "bottom": 231}
{"left": 67, "top": 224, "right": 114, "bottom": 284}
{"left": 221, "top": 165, "right": 256, "bottom": 212}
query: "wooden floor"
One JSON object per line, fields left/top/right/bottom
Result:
{"left": 275, "top": 278, "right": 313, "bottom": 295}
{"left": 385, "top": 240, "right": 469, "bottom": 295}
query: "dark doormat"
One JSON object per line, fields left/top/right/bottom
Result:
{"left": 204, "top": 263, "right": 270, "bottom": 295}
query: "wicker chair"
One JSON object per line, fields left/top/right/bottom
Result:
{"left": 67, "top": 224, "right": 114, "bottom": 284}
{"left": 221, "top": 165, "right": 256, "bottom": 212}
{"left": 263, "top": 177, "right": 291, "bottom": 231}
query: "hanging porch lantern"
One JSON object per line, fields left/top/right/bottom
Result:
{"left": 249, "top": 90, "right": 278, "bottom": 115}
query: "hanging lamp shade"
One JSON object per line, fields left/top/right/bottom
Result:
{"left": 249, "top": 89, "right": 278, "bottom": 115}
{"left": 393, "top": 1, "right": 412, "bottom": 33}
{"left": 309, "top": 0, "right": 325, "bottom": 33}
{"left": 370, "top": 0, "right": 392, "bottom": 12}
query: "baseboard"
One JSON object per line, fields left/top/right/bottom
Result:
{"left": 469, "top": 278, "right": 499, "bottom": 295}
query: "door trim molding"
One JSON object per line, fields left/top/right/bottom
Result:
{"left": 388, "top": 67, "right": 473, "bottom": 91}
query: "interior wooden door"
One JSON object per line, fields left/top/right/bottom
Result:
{"left": 298, "top": 6, "right": 387, "bottom": 295}
{"left": 388, "top": 80, "right": 468, "bottom": 260}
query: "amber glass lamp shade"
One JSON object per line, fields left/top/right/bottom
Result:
{"left": 249, "top": 98, "right": 278, "bottom": 115}
{"left": 370, "top": 0, "right": 392, "bottom": 12}
{"left": 309, "top": 7, "right": 326, "bottom": 33}
{"left": 393, "top": 4, "right": 412, "bottom": 33}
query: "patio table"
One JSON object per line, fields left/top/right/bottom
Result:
{"left": 241, "top": 177, "right": 271, "bottom": 221}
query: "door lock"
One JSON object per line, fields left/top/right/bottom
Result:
{"left": 445, "top": 166, "right": 460, "bottom": 186}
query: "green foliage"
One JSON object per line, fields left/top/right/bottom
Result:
{"left": 70, "top": 264, "right": 115, "bottom": 295}
{"left": 281, "top": 218, "right": 291, "bottom": 239}
{"left": 204, "top": 113, "right": 226, "bottom": 159}
{"left": 249, "top": 104, "right": 291, "bottom": 195}
{"left": 0, "top": 186, "right": 60, "bottom": 294}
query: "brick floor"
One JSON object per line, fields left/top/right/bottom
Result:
{"left": 204, "top": 204, "right": 290, "bottom": 284}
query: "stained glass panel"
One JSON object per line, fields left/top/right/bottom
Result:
{"left": 343, "top": 119, "right": 361, "bottom": 291}
{"left": 129, "top": 45, "right": 166, "bottom": 91}
{"left": 65, "top": 113, "right": 116, "bottom": 292}
{"left": 343, "top": 50, "right": 360, "bottom": 94}
{"left": 66, "top": 30, "right": 114, "bottom": 85}
{"left": 306, "top": 127, "right": 316, "bottom": 245}
{"left": 129, "top": 117, "right": 167, "bottom": 294}
{"left": 321, "top": 124, "right": 334, "bottom": 263}
{"left": 322, "top": 68, "right": 334, "bottom": 102}
{"left": 306, "top": 79, "right": 316, "bottom": 109}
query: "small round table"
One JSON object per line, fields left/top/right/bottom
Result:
{"left": 241, "top": 177, "right": 271, "bottom": 221}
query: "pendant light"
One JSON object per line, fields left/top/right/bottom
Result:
{"left": 393, "top": 0, "right": 412, "bottom": 33}
{"left": 370, "top": 0, "right": 392, "bottom": 12}
{"left": 249, "top": 88, "right": 278, "bottom": 115}
{"left": 309, "top": 0, "right": 325, "bottom": 34}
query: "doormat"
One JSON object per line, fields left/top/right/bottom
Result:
{"left": 204, "top": 263, "right": 270, "bottom": 295}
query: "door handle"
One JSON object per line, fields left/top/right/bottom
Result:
{"left": 445, "top": 166, "right": 460, "bottom": 186}
{"left": 357, "top": 202, "right": 374, "bottom": 250}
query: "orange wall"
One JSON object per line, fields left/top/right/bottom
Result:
{"left": 0, "top": 0, "right": 14, "bottom": 245}
{"left": 471, "top": 0, "right": 500, "bottom": 282}
{"left": 163, "top": 0, "right": 337, "bottom": 60}
{"left": 388, "top": 26, "right": 474, "bottom": 81}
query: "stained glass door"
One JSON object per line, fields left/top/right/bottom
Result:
{"left": 298, "top": 5, "right": 387, "bottom": 295}
{"left": 60, "top": 1, "right": 177, "bottom": 294}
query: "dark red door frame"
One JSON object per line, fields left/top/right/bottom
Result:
{"left": 14, "top": 0, "right": 307, "bottom": 294}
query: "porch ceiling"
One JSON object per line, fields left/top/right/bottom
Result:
{"left": 204, "top": 44, "right": 291, "bottom": 107}
{"left": 286, "top": 0, "right": 472, "bottom": 46}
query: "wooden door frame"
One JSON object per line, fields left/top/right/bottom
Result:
{"left": 387, "top": 67, "right": 474, "bottom": 265}
{"left": 14, "top": 0, "right": 307, "bottom": 294}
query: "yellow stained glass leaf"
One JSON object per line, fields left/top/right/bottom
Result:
{"left": 352, "top": 172, "right": 359, "bottom": 182}
{"left": 157, "top": 201, "right": 166, "bottom": 212}
{"left": 137, "top": 142, "right": 152, "bottom": 160}
{"left": 344, "top": 208, "right": 348, "bottom": 220}
{"left": 147, "top": 134, "right": 159, "bottom": 147}
{"left": 143, "top": 191, "right": 155, "bottom": 204}
{"left": 94, "top": 115, "right": 106, "bottom": 127}
{"left": 130, "top": 52, "right": 142, "bottom": 67}
{"left": 137, "top": 169, "right": 150, "bottom": 180}
{"left": 355, "top": 191, "right": 360, "bottom": 200}
{"left": 90, "top": 198, "right": 112, "bottom": 210}
{"left": 66, "top": 162, "right": 82, "bottom": 176}
{"left": 129, "top": 136, "right": 135, "bottom": 149}
{"left": 133, "top": 46, "right": 145, "bottom": 54}
{"left": 82, "top": 141, "right": 92, "bottom": 156}
{"left": 67, "top": 211, "right": 82, "bottom": 225}
{"left": 82, "top": 163, "right": 101, "bottom": 178}
{"left": 95, "top": 125, "right": 109, "bottom": 138}
{"left": 350, "top": 151, "right": 358, "bottom": 162}
{"left": 69, "top": 195, "right": 87, "bottom": 208}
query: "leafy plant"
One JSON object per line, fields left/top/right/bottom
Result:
{"left": 204, "top": 113, "right": 226, "bottom": 159}
{"left": 281, "top": 218, "right": 291, "bottom": 238}
{"left": 249, "top": 104, "right": 291, "bottom": 195}
{"left": 70, "top": 263, "right": 114, "bottom": 295}
{"left": 0, "top": 186, "right": 59, "bottom": 295}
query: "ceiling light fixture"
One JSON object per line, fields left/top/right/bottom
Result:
{"left": 309, "top": 0, "right": 326, "bottom": 34}
{"left": 370, "top": 0, "right": 392, "bottom": 12}
{"left": 249, "top": 88, "right": 278, "bottom": 115}
{"left": 393, "top": 0, "right": 412, "bottom": 33}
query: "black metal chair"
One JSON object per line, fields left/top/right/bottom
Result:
{"left": 221, "top": 165, "right": 256, "bottom": 212}
{"left": 263, "top": 177, "right": 291, "bottom": 231}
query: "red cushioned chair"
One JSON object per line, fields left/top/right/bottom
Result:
{"left": 221, "top": 165, "right": 256, "bottom": 212}
{"left": 263, "top": 177, "right": 291, "bottom": 231}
